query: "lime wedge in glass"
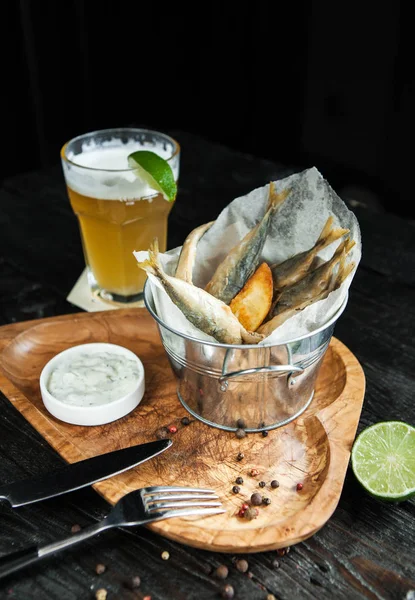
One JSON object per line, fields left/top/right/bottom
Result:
{"left": 351, "top": 421, "right": 415, "bottom": 502}
{"left": 128, "top": 150, "right": 177, "bottom": 202}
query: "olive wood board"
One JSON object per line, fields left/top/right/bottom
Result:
{"left": 0, "top": 308, "right": 366, "bottom": 553}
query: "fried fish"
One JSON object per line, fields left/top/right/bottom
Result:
{"left": 175, "top": 221, "right": 215, "bottom": 284}
{"left": 258, "top": 237, "right": 355, "bottom": 336}
{"left": 137, "top": 240, "right": 264, "bottom": 345}
{"left": 205, "top": 183, "right": 291, "bottom": 304}
{"left": 270, "top": 216, "right": 349, "bottom": 292}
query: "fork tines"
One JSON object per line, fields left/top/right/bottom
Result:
{"left": 143, "top": 486, "right": 224, "bottom": 516}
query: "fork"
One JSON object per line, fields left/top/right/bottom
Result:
{"left": 0, "top": 486, "right": 224, "bottom": 580}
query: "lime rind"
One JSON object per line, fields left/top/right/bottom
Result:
{"left": 351, "top": 420, "right": 415, "bottom": 502}
{"left": 128, "top": 150, "right": 177, "bottom": 202}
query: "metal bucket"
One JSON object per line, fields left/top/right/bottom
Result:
{"left": 144, "top": 282, "right": 348, "bottom": 432}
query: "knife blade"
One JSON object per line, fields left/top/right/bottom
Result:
{"left": 0, "top": 438, "right": 172, "bottom": 507}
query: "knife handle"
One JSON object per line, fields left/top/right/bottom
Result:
{"left": 0, "top": 546, "right": 40, "bottom": 579}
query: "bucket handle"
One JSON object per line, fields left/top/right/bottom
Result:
{"left": 218, "top": 364, "right": 303, "bottom": 390}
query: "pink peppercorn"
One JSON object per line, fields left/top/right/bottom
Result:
{"left": 296, "top": 483, "right": 303, "bottom": 491}
{"left": 168, "top": 425, "right": 178, "bottom": 434}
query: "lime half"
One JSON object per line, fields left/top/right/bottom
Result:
{"left": 351, "top": 421, "right": 415, "bottom": 502}
{"left": 128, "top": 150, "right": 177, "bottom": 202}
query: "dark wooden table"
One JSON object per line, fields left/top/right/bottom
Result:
{"left": 0, "top": 130, "right": 414, "bottom": 600}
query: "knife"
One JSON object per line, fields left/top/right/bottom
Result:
{"left": 0, "top": 439, "right": 172, "bottom": 507}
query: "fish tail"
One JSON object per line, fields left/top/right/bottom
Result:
{"left": 344, "top": 237, "right": 356, "bottom": 255}
{"left": 316, "top": 216, "right": 349, "bottom": 250}
{"left": 332, "top": 235, "right": 355, "bottom": 261}
{"left": 267, "top": 182, "right": 291, "bottom": 213}
{"left": 333, "top": 254, "right": 356, "bottom": 290}
{"left": 136, "top": 238, "right": 163, "bottom": 277}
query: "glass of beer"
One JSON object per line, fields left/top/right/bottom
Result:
{"left": 61, "top": 128, "right": 180, "bottom": 304}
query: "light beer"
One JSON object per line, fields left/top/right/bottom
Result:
{"left": 61, "top": 130, "right": 179, "bottom": 302}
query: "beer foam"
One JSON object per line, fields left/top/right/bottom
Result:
{"left": 63, "top": 140, "right": 178, "bottom": 200}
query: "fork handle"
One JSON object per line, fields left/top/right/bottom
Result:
{"left": 0, "top": 520, "right": 110, "bottom": 580}
{"left": 0, "top": 546, "right": 40, "bottom": 579}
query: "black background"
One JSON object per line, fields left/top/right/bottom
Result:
{"left": 2, "top": 1, "right": 415, "bottom": 218}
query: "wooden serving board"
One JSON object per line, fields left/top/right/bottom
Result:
{"left": 0, "top": 308, "right": 365, "bottom": 553}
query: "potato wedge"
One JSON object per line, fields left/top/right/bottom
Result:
{"left": 229, "top": 262, "right": 273, "bottom": 331}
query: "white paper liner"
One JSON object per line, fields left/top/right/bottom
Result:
{"left": 134, "top": 167, "right": 361, "bottom": 345}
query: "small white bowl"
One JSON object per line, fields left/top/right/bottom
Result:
{"left": 39, "top": 342, "right": 145, "bottom": 426}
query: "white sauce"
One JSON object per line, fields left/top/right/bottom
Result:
{"left": 47, "top": 351, "right": 140, "bottom": 407}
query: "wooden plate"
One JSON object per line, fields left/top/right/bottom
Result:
{"left": 0, "top": 308, "right": 365, "bottom": 553}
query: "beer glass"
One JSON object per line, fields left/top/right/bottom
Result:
{"left": 61, "top": 128, "right": 180, "bottom": 304}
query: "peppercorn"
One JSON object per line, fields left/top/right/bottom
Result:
{"left": 296, "top": 482, "right": 303, "bottom": 491}
{"left": 232, "top": 485, "right": 240, "bottom": 494}
{"left": 262, "top": 430, "right": 268, "bottom": 437}
{"left": 235, "top": 476, "right": 243, "bottom": 485}
{"left": 267, "top": 595, "right": 277, "bottom": 600}
{"left": 95, "top": 589, "right": 107, "bottom": 600}
{"left": 235, "top": 558, "right": 249, "bottom": 573}
{"left": 236, "top": 418, "right": 246, "bottom": 429}
{"left": 71, "top": 524, "right": 81, "bottom": 533}
{"left": 259, "top": 481, "right": 266, "bottom": 488}
{"left": 156, "top": 427, "right": 169, "bottom": 439}
{"left": 250, "top": 468, "right": 259, "bottom": 477}
{"left": 271, "top": 480, "right": 280, "bottom": 489}
{"left": 272, "top": 558, "right": 280, "bottom": 569}
{"left": 236, "top": 452, "right": 245, "bottom": 461}
{"left": 276, "top": 546, "right": 290, "bottom": 556}
{"left": 243, "top": 507, "right": 259, "bottom": 520}
{"left": 262, "top": 497, "right": 271, "bottom": 506}
{"left": 168, "top": 425, "right": 178, "bottom": 434}
{"left": 124, "top": 575, "right": 141, "bottom": 589}
{"left": 181, "top": 416, "right": 190, "bottom": 426}
{"left": 214, "top": 565, "right": 229, "bottom": 579}
{"left": 250, "top": 492, "right": 262, "bottom": 506}
{"left": 161, "top": 550, "right": 170, "bottom": 560}
{"left": 241, "top": 502, "right": 249, "bottom": 510}
{"left": 247, "top": 571, "right": 254, "bottom": 579}
{"left": 95, "top": 563, "right": 106, "bottom": 575}
{"left": 143, "top": 596, "right": 152, "bottom": 600}
{"left": 221, "top": 584, "right": 234, "bottom": 599}
{"left": 235, "top": 428, "right": 246, "bottom": 439}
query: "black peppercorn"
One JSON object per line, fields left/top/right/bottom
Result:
{"left": 271, "top": 480, "right": 280, "bottom": 489}
{"left": 236, "top": 418, "right": 246, "bottom": 429}
{"left": 235, "top": 428, "right": 246, "bottom": 439}
{"left": 235, "top": 476, "right": 243, "bottom": 485}
{"left": 214, "top": 565, "right": 229, "bottom": 579}
{"left": 124, "top": 575, "right": 141, "bottom": 589}
{"left": 262, "top": 430, "right": 268, "bottom": 437}
{"left": 236, "top": 452, "right": 245, "bottom": 461}
{"left": 259, "top": 481, "right": 266, "bottom": 488}
{"left": 262, "top": 497, "right": 271, "bottom": 505}
{"left": 232, "top": 485, "right": 240, "bottom": 494}
{"left": 156, "top": 427, "right": 169, "bottom": 439}
{"left": 221, "top": 584, "right": 234, "bottom": 599}
{"left": 235, "top": 558, "right": 249, "bottom": 573}
{"left": 181, "top": 416, "right": 190, "bottom": 426}
{"left": 250, "top": 492, "right": 262, "bottom": 506}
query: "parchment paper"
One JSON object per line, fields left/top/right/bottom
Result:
{"left": 134, "top": 167, "right": 361, "bottom": 345}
